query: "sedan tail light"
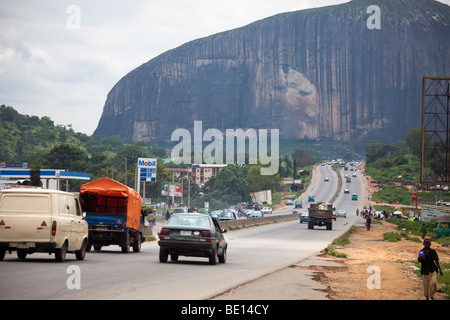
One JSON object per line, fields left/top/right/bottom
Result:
{"left": 159, "top": 228, "right": 170, "bottom": 239}
{"left": 201, "top": 230, "right": 212, "bottom": 242}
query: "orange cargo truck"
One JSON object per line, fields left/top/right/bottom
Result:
{"left": 80, "top": 177, "right": 146, "bottom": 253}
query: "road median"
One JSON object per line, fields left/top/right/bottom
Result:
{"left": 218, "top": 214, "right": 299, "bottom": 230}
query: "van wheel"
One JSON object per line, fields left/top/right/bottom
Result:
{"left": 76, "top": 239, "right": 87, "bottom": 261}
{"left": 55, "top": 242, "right": 67, "bottom": 262}
{"left": 0, "top": 249, "right": 5, "bottom": 261}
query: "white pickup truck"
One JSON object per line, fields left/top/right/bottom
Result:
{"left": 0, "top": 189, "right": 88, "bottom": 262}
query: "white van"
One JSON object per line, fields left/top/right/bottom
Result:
{"left": 0, "top": 189, "right": 88, "bottom": 262}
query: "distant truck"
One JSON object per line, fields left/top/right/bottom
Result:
{"left": 80, "top": 178, "right": 146, "bottom": 253}
{"left": 308, "top": 202, "right": 333, "bottom": 230}
{"left": 295, "top": 200, "right": 303, "bottom": 208}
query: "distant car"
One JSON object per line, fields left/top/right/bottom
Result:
{"left": 352, "top": 193, "right": 358, "bottom": 200}
{"left": 308, "top": 195, "right": 315, "bottom": 202}
{"left": 295, "top": 200, "right": 303, "bottom": 208}
{"left": 242, "top": 209, "right": 252, "bottom": 217}
{"left": 324, "top": 177, "right": 329, "bottom": 181}
{"left": 248, "top": 210, "right": 263, "bottom": 218}
{"left": 261, "top": 207, "right": 273, "bottom": 214}
{"left": 337, "top": 210, "right": 347, "bottom": 218}
{"left": 344, "top": 188, "right": 350, "bottom": 194}
{"left": 286, "top": 200, "right": 294, "bottom": 205}
{"left": 158, "top": 213, "right": 227, "bottom": 265}
{"left": 352, "top": 173, "right": 357, "bottom": 177}
{"left": 332, "top": 211, "right": 337, "bottom": 220}
{"left": 299, "top": 212, "right": 309, "bottom": 223}
{"left": 210, "top": 210, "right": 222, "bottom": 219}
{"left": 173, "top": 207, "right": 188, "bottom": 214}
{"left": 217, "top": 210, "right": 237, "bottom": 221}
{"left": 433, "top": 221, "right": 450, "bottom": 238}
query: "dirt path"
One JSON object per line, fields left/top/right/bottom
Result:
{"left": 314, "top": 221, "right": 449, "bottom": 300}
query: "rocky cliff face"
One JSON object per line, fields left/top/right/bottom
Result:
{"left": 94, "top": 0, "right": 450, "bottom": 146}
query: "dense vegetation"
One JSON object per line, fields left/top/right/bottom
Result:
{"left": 365, "top": 127, "right": 450, "bottom": 205}
{"left": 0, "top": 105, "right": 321, "bottom": 209}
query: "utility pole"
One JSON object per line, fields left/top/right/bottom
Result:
{"left": 124, "top": 157, "right": 128, "bottom": 186}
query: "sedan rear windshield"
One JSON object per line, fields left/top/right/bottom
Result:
{"left": 167, "top": 215, "right": 211, "bottom": 228}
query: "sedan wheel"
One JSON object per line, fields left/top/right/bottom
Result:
{"left": 159, "top": 248, "right": 168, "bottom": 263}
{"left": 218, "top": 245, "right": 227, "bottom": 263}
{"left": 209, "top": 248, "right": 218, "bottom": 265}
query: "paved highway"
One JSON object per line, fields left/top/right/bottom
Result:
{"left": 0, "top": 164, "right": 367, "bottom": 300}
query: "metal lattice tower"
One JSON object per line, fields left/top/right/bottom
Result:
{"left": 421, "top": 77, "right": 450, "bottom": 185}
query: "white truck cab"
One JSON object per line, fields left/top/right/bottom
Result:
{"left": 0, "top": 189, "right": 88, "bottom": 262}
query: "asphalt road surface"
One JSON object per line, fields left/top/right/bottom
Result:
{"left": 0, "top": 164, "right": 367, "bottom": 300}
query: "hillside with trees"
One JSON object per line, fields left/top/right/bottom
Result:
{"left": 2, "top": 105, "right": 319, "bottom": 208}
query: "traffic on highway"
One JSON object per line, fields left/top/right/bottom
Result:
{"left": 0, "top": 163, "right": 366, "bottom": 300}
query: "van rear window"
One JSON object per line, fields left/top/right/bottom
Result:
{"left": 0, "top": 195, "right": 50, "bottom": 213}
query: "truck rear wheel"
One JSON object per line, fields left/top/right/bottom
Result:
{"left": 121, "top": 234, "right": 130, "bottom": 253}
{"left": 308, "top": 222, "right": 314, "bottom": 229}
{"left": 132, "top": 235, "right": 141, "bottom": 252}
{"left": 17, "top": 250, "right": 27, "bottom": 260}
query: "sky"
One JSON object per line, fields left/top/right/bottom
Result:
{"left": 1, "top": 0, "right": 450, "bottom": 136}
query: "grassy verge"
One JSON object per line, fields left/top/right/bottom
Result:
{"left": 324, "top": 226, "right": 356, "bottom": 258}
{"left": 386, "top": 218, "right": 450, "bottom": 298}
{"left": 412, "top": 261, "right": 450, "bottom": 299}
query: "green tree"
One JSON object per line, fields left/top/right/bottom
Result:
{"left": 205, "top": 165, "right": 251, "bottom": 208}
{"left": 247, "top": 165, "right": 282, "bottom": 193}
{"left": 42, "top": 143, "right": 88, "bottom": 171}
{"left": 405, "top": 127, "right": 422, "bottom": 159}
{"left": 365, "top": 141, "right": 391, "bottom": 163}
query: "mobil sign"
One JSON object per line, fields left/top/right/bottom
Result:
{"left": 138, "top": 159, "right": 156, "bottom": 168}
{"left": 138, "top": 158, "right": 157, "bottom": 182}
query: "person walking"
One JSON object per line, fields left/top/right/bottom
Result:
{"left": 366, "top": 213, "right": 372, "bottom": 230}
{"left": 420, "top": 223, "right": 428, "bottom": 240}
{"left": 418, "top": 238, "right": 444, "bottom": 300}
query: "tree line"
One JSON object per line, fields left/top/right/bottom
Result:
{"left": 1, "top": 105, "right": 321, "bottom": 209}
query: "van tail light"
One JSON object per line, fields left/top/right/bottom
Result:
{"left": 201, "top": 230, "right": 212, "bottom": 242}
{"left": 51, "top": 221, "right": 57, "bottom": 236}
